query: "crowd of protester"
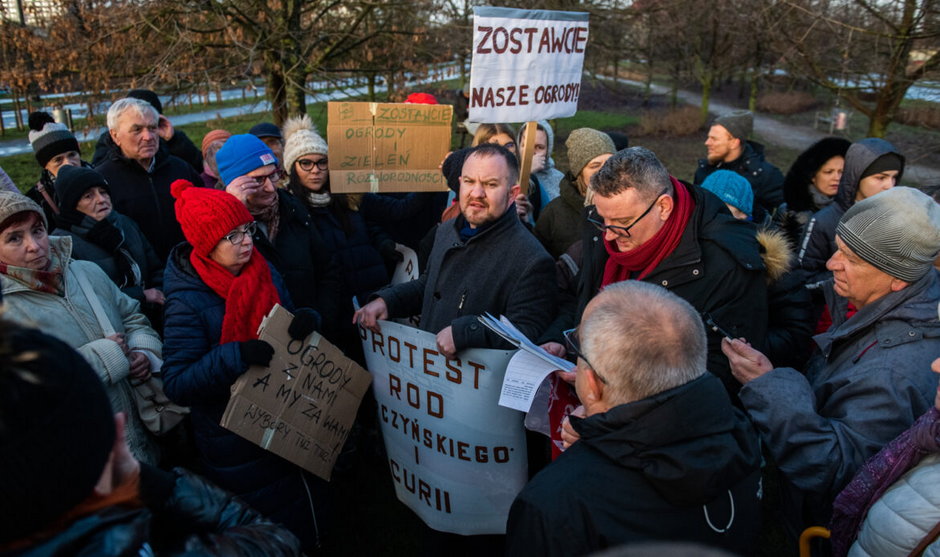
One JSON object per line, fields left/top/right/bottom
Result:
{"left": 0, "top": 89, "right": 938, "bottom": 557}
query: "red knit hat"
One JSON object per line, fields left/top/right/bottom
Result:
{"left": 171, "top": 179, "right": 252, "bottom": 256}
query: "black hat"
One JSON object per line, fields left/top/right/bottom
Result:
{"left": 249, "top": 122, "right": 283, "bottom": 140}
{"left": 28, "top": 112, "right": 80, "bottom": 169}
{"left": 442, "top": 147, "right": 474, "bottom": 194}
{"left": 128, "top": 89, "right": 163, "bottom": 114}
{"left": 0, "top": 323, "right": 115, "bottom": 544}
{"left": 54, "top": 165, "right": 111, "bottom": 221}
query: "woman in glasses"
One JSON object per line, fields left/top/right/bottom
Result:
{"left": 161, "top": 179, "right": 326, "bottom": 551}
{"left": 282, "top": 114, "right": 396, "bottom": 362}
{"left": 214, "top": 133, "right": 342, "bottom": 341}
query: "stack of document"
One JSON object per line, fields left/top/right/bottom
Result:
{"left": 478, "top": 313, "right": 575, "bottom": 413}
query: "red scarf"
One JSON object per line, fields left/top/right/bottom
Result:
{"left": 190, "top": 250, "right": 281, "bottom": 344}
{"left": 601, "top": 177, "right": 694, "bottom": 285}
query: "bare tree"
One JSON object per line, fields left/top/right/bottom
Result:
{"left": 777, "top": 0, "right": 940, "bottom": 137}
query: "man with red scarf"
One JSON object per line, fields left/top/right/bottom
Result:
{"left": 543, "top": 147, "right": 767, "bottom": 399}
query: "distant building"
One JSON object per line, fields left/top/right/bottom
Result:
{"left": 0, "top": 0, "right": 62, "bottom": 26}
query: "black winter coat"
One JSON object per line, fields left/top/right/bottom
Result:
{"left": 533, "top": 176, "right": 584, "bottom": 259}
{"left": 53, "top": 211, "right": 163, "bottom": 304}
{"left": 308, "top": 201, "right": 392, "bottom": 306}
{"left": 377, "top": 206, "right": 556, "bottom": 351}
{"left": 542, "top": 183, "right": 768, "bottom": 399}
{"left": 505, "top": 374, "right": 762, "bottom": 557}
{"left": 359, "top": 191, "right": 449, "bottom": 252}
{"left": 252, "top": 191, "right": 343, "bottom": 336}
{"left": 7, "top": 465, "right": 303, "bottom": 556}
{"left": 94, "top": 143, "right": 202, "bottom": 262}
{"left": 695, "top": 140, "right": 785, "bottom": 217}
{"left": 161, "top": 244, "right": 328, "bottom": 550}
{"left": 92, "top": 128, "right": 203, "bottom": 173}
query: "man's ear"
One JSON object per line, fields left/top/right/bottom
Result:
{"left": 509, "top": 183, "right": 521, "bottom": 202}
{"left": 580, "top": 367, "right": 606, "bottom": 414}
{"left": 658, "top": 193, "right": 675, "bottom": 221}
{"left": 109, "top": 128, "right": 120, "bottom": 147}
{"left": 890, "top": 278, "right": 911, "bottom": 292}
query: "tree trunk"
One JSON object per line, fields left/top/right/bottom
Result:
{"left": 285, "top": 65, "right": 308, "bottom": 122}
{"left": 368, "top": 73, "right": 377, "bottom": 101}
{"left": 700, "top": 72, "right": 713, "bottom": 121}
{"left": 266, "top": 52, "right": 288, "bottom": 126}
{"left": 748, "top": 71, "right": 759, "bottom": 112}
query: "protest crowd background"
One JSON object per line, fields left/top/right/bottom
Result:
{"left": 1, "top": 3, "right": 940, "bottom": 557}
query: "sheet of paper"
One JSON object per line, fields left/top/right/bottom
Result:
{"left": 498, "top": 347, "right": 568, "bottom": 412}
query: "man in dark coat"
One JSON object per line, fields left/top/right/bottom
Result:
{"left": 91, "top": 88, "right": 203, "bottom": 173}
{"left": 355, "top": 143, "right": 556, "bottom": 358}
{"left": 506, "top": 281, "right": 762, "bottom": 556}
{"left": 94, "top": 97, "right": 202, "bottom": 262}
{"left": 693, "top": 110, "right": 785, "bottom": 219}
{"left": 542, "top": 147, "right": 767, "bottom": 400}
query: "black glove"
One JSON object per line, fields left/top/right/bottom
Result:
{"left": 378, "top": 240, "right": 404, "bottom": 264}
{"left": 239, "top": 340, "right": 274, "bottom": 367}
{"left": 288, "top": 308, "right": 321, "bottom": 341}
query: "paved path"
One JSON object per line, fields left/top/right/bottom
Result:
{"left": 610, "top": 76, "right": 937, "bottom": 185}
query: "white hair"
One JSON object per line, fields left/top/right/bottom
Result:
{"left": 107, "top": 97, "right": 158, "bottom": 131}
{"left": 580, "top": 281, "right": 706, "bottom": 405}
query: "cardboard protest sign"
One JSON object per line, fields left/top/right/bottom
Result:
{"left": 359, "top": 320, "right": 527, "bottom": 535}
{"left": 327, "top": 101, "right": 453, "bottom": 193}
{"left": 221, "top": 304, "right": 372, "bottom": 481}
{"left": 390, "top": 243, "right": 421, "bottom": 329}
{"left": 469, "top": 7, "right": 589, "bottom": 123}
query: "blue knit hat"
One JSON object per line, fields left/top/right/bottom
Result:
{"left": 701, "top": 170, "right": 754, "bottom": 217}
{"left": 215, "top": 134, "right": 278, "bottom": 187}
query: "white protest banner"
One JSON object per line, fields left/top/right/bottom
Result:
{"left": 390, "top": 244, "right": 421, "bottom": 329}
{"left": 469, "top": 7, "right": 589, "bottom": 123}
{"left": 359, "top": 320, "right": 527, "bottom": 535}
{"left": 221, "top": 304, "right": 372, "bottom": 481}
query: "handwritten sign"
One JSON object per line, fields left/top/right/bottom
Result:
{"left": 327, "top": 102, "right": 453, "bottom": 193}
{"left": 359, "top": 320, "right": 527, "bottom": 535}
{"left": 469, "top": 7, "right": 589, "bottom": 123}
{"left": 221, "top": 304, "right": 372, "bottom": 481}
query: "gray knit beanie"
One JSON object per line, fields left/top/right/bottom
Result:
{"left": 836, "top": 186, "right": 940, "bottom": 282}
{"left": 566, "top": 128, "right": 616, "bottom": 179}
{"left": 714, "top": 110, "right": 753, "bottom": 141}
{"left": 0, "top": 191, "right": 47, "bottom": 230}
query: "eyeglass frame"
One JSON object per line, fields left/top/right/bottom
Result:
{"left": 296, "top": 157, "right": 329, "bottom": 172}
{"left": 587, "top": 186, "right": 670, "bottom": 239}
{"left": 562, "top": 327, "right": 607, "bottom": 384}
{"left": 222, "top": 222, "right": 257, "bottom": 245}
{"left": 249, "top": 169, "right": 280, "bottom": 187}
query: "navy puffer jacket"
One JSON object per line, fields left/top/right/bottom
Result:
{"left": 161, "top": 243, "right": 327, "bottom": 550}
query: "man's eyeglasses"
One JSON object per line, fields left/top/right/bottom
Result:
{"left": 587, "top": 187, "right": 669, "bottom": 239}
{"left": 296, "top": 158, "right": 328, "bottom": 172}
{"left": 562, "top": 327, "right": 607, "bottom": 384}
{"left": 223, "top": 222, "right": 257, "bottom": 245}
{"left": 250, "top": 170, "right": 280, "bottom": 187}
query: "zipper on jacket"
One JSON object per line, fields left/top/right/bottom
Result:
{"left": 457, "top": 291, "right": 467, "bottom": 315}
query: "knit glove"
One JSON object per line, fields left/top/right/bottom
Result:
{"left": 288, "top": 308, "right": 321, "bottom": 341}
{"left": 239, "top": 340, "right": 274, "bottom": 367}
{"left": 378, "top": 240, "right": 404, "bottom": 265}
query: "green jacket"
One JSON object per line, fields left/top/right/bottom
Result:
{"left": 534, "top": 176, "right": 585, "bottom": 258}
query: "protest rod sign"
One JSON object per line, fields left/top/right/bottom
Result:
{"left": 359, "top": 320, "right": 528, "bottom": 535}
{"left": 220, "top": 304, "right": 372, "bottom": 481}
{"left": 327, "top": 101, "right": 453, "bottom": 194}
